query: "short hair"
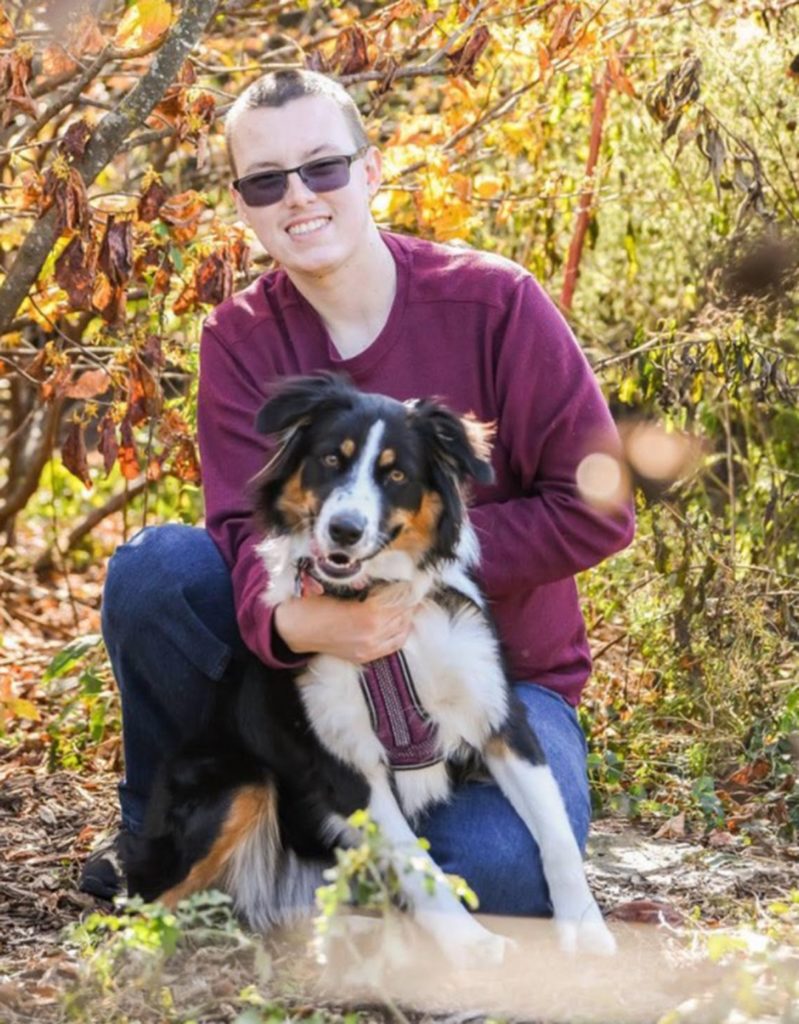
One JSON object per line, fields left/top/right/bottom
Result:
{"left": 225, "top": 69, "right": 369, "bottom": 177}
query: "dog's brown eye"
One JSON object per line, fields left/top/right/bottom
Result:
{"left": 322, "top": 453, "right": 340, "bottom": 468}
{"left": 388, "top": 468, "right": 406, "bottom": 483}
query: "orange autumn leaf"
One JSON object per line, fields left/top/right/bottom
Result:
{"left": 42, "top": 44, "right": 77, "bottom": 78}
{"left": 160, "top": 189, "right": 206, "bottom": 243}
{"left": 195, "top": 250, "right": 233, "bottom": 306}
{"left": 118, "top": 415, "right": 140, "bottom": 480}
{"left": 64, "top": 369, "right": 112, "bottom": 400}
{"left": 0, "top": 7, "right": 14, "bottom": 46}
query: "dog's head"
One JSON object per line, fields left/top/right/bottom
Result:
{"left": 252, "top": 373, "right": 494, "bottom": 589}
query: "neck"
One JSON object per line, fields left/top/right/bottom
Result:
{"left": 286, "top": 227, "right": 397, "bottom": 359}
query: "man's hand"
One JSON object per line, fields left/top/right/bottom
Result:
{"left": 273, "top": 585, "right": 416, "bottom": 664}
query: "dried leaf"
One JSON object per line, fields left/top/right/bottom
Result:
{"left": 114, "top": 0, "right": 173, "bottom": 50}
{"left": 195, "top": 250, "right": 233, "bottom": 306}
{"left": 606, "top": 899, "right": 684, "bottom": 926}
{"left": 374, "top": 0, "right": 419, "bottom": 30}
{"left": 40, "top": 364, "right": 71, "bottom": 401}
{"left": 172, "top": 282, "right": 198, "bottom": 314}
{"left": 59, "top": 119, "right": 92, "bottom": 160}
{"left": 697, "top": 125, "right": 726, "bottom": 200}
{"left": 138, "top": 176, "right": 169, "bottom": 222}
{"left": 171, "top": 436, "right": 201, "bottom": 484}
{"left": 65, "top": 369, "right": 111, "bottom": 400}
{"left": 127, "top": 356, "right": 161, "bottom": 425}
{"left": 17, "top": 169, "right": 42, "bottom": 211}
{"left": 99, "top": 216, "right": 133, "bottom": 285}
{"left": 42, "top": 44, "right": 77, "bottom": 78}
{"left": 228, "top": 234, "right": 250, "bottom": 273}
{"left": 160, "top": 189, "right": 206, "bottom": 243}
{"left": 447, "top": 26, "right": 490, "bottom": 85}
{"left": 549, "top": 4, "right": 582, "bottom": 53}
{"left": 93, "top": 274, "right": 126, "bottom": 324}
{"left": 97, "top": 413, "right": 119, "bottom": 476}
{"left": 41, "top": 157, "right": 89, "bottom": 235}
{"left": 140, "top": 334, "right": 165, "bottom": 369}
{"left": 646, "top": 56, "right": 702, "bottom": 141}
{"left": 0, "top": 7, "right": 14, "bottom": 46}
{"left": 1, "top": 46, "right": 37, "bottom": 124}
{"left": 332, "top": 25, "right": 373, "bottom": 75}
{"left": 55, "top": 234, "right": 96, "bottom": 309}
{"left": 118, "top": 414, "right": 140, "bottom": 480}
{"left": 158, "top": 407, "right": 191, "bottom": 444}
{"left": 62, "top": 421, "right": 91, "bottom": 488}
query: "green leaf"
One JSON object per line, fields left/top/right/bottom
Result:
{"left": 44, "top": 635, "right": 103, "bottom": 683}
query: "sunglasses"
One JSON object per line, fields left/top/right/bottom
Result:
{"left": 233, "top": 147, "right": 369, "bottom": 208}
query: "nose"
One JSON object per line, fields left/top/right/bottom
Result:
{"left": 283, "top": 168, "right": 316, "bottom": 205}
{"left": 328, "top": 512, "right": 366, "bottom": 547}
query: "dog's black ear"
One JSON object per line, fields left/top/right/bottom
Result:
{"left": 255, "top": 372, "right": 355, "bottom": 438}
{"left": 409, "top": 400, "right": 495, "bottom": 486}
{"left": 408, "top": 400, "right": 494, "bottom": 561}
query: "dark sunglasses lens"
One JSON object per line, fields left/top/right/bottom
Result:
{"left": 239, "top": 172, "right": 287, "bottom": 207}
{"left": 300, "top": 157, "right": 351, "bottom": 193}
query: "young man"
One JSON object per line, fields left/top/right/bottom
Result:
{"left": 81, "top": 70, "right": 634, "bottom": 914}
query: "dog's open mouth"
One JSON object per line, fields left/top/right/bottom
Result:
{"left": 316, "top": 552, "right": 363, "bottom": 581}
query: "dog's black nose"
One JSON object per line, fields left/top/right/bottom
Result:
{"left": 328, "top": 512, "right": 366, "bottom": 547}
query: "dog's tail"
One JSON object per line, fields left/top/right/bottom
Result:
{"left": 149, "top": 782, "right": 323, "bottom": 929}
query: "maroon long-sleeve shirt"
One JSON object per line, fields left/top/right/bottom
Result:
{"left": 198, "top": 231, "right": 634, "bottom": 705}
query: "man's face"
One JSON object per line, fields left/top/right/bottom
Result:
{"left": 229, "top": 95, "right": 381, "bottom": 281}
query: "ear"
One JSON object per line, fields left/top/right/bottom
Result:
{"left": 251, "top": 374, "right": 355, "bottom": 530}
{"left": 409, "top": 400, "right": 495, "bottom": 486}
{"left": 407, "top": 401, "right": 494, "bottom": 562}
{"left": 255, "top": 372, "right": 354, "bottom": 438}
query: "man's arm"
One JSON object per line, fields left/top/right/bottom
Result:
{"left": 198, "top": 324, "right": 414, "bottom": 667}
{"left": 469, "top": 276, "right": 634, "bottom": 601}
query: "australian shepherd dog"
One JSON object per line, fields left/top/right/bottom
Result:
{"left": 125, "top": 373, "right": 615, "bottom": 965}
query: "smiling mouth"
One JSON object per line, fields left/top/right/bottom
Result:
{"left": 286, "top": 217, "right": 331, "bottom": 237}
{"left": 316, "top": 552, "right": 363, "bottom": 580}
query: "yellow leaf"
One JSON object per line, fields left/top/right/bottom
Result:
{"left": 3, "top": 697, "right": 40, "bottom": 721}
{"left": 475, "top": 176, "right": 502, "bottom": 199}
{"left": 114, "top": 0, "right": 173, "bottom": 50}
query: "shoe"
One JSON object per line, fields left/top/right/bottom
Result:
{"left": 78, "top": 829, "right": 127, "bottom": 900}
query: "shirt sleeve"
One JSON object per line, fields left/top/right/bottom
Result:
{"left": 469, "top": 275, "right": 635, "bottom": 600}
{"left": 198, "top": 324, "right": 305, "bottom": 670}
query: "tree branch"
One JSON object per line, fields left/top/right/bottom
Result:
{"left": 0, "top": 0, "right": 220, "bottom": 339}
{"left": 33, "top": 475, "right": 153, "bottom": 571}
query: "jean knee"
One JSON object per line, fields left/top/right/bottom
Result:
{"left": 102, "top": 525, "right": 206, "bottom": 643}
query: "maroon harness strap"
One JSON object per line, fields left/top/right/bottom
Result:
{"left": 359, "top": 651, "right": 442, "bottom": 770}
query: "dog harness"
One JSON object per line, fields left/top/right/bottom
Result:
{"left": 295, "top": 562, "right": 441, "bottom": 770}
{"left": 359, "top": 652, "right": 442, "bottom": 771}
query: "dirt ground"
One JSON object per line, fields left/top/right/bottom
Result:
{"left": 1, "top": 539, "right": 798, "bottom": 1022}
{"left": 2, "top": 757, "right": 798, "bottom": 1022}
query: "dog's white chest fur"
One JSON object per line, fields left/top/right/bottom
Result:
{"left": 260, "top": 533, "right": 508, "bottom": 819}
{"left": 299, "top": 599, "right": 507, "bottom": 819}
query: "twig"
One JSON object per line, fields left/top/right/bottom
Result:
{"left": 34, "top": 476, "right": 152, "bottom": 572}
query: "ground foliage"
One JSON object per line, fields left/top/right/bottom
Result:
{"left": 0, "top": 0, "right": 798, "bottom": 1021}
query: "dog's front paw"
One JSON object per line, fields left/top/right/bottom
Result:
{"left": 556, "top": 904, "right": 616, "bottom": 956}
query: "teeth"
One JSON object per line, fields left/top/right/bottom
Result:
{"left": 288, "top": 217, "right": 329, "bottom": 236}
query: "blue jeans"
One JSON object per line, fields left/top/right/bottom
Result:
{"left": 102, "top": 524, "right": 591, "bottom": 917}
